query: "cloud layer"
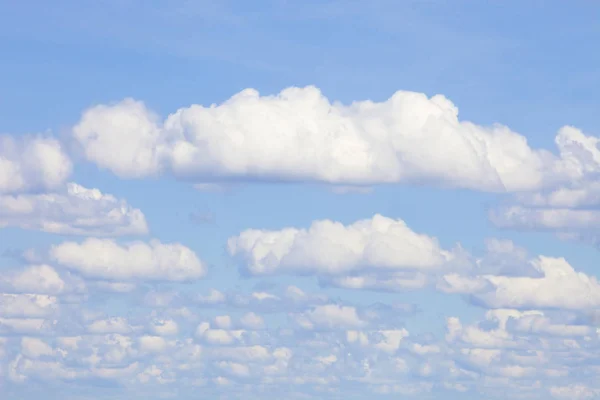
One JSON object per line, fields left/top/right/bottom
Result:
{"left": 4, "top": 86, "right": 600, "bottom": 399}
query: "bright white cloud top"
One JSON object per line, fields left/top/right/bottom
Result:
{"left": 227, "top": 214, "right": 458, "bottom": 275}
{"left": 72, "top": 87, "right": 600, "bottom": 192}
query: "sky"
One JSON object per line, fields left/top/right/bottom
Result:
{"left": 1, "top": 1, "right": 600, "bottom": 399}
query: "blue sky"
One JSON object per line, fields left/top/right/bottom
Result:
{"left": 1, "top": 1, "right": 600, "bottom": 399}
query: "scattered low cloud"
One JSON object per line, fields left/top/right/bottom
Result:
{"left": 0, "top": 183, "right": 148, "bottom": 236}
{"left": 49, "top": 238, "right": 207, "bottom": 281}
{"left": 0, "top": 135, "right": 71, "bottom": 194}
{"left": 228, "top": 214, "right": 460, "bottom": 276}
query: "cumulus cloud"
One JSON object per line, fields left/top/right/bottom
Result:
{"left": 138, "top": 335, "right": 168, "bottom": 354}
{"left": 227, "top": 214, "right": 458, "bottom": 276}
{"left": 214, "top": 315, "right": 232, "bottom": 329}
{"left": 443, "top": 306, "right": 600, "bottom": 398}
{"left": 508, "top": 313, "right": 592, "bottom": 337}
{"left": 488, "top": 126, "right": 600, "bottom": 240}
{"left": 195, "top": 322, "right": 246, "bottom": 346}
{"left": 0, "top": 135, "right": 71, "bottom": 194}
{"left": 150, "top": 319, "right": 179, "bottom": 336}
{"left": 87, "top": 317, "right": 136, "bottom": 334}
{"left": 1, "top": 284, "right": 599, "bottom": 398}
{"left": 20, "top": 337, "right": 54, "bottom": 359}
{"left": 346, "top": 328, "right": 410, "bottom": 354}
{"left": 50, "top": 238, "right": 207, "bottom": 281}
{"left": 490, "top": 198, "right": 600, "bottom": 250}
{"left": 0, "top": 265, "right": 65, "bottom": 295}
{"left": 71, "top": 86, "right": 599, "bottom": 192}
{"left": 440, "top": 256, "right": 600, "bottom": 310}
{"left": 294, "top": 304, "right": 366, "bottom": 330}
{"left": 445, "top": 309, "right": 572, "bottom": 350}
{"left": 239, "top": 313, "right": 265, "bottom": 330}
{"left": 5, "top": 103, "right": 600, "bottom": 399}
{"left": 0, "top": 183, "right": 148, "bottom": 236}
{"left": 0, "top": 294, "right": 58, "bottom": 318}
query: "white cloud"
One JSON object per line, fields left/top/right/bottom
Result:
{"left": 0, "top": 294, "right": 58, "bottom": 318}
{"left": 283, "top": 286, "right": 308, "bottom": 302}
{"left": 50, "top": 238, "right": 207, "bottom": 281}
{"left": 346, "top": 328, "right": 410, "bottom": 354}
{"left": 87, "top": 317, "right": 134, "bottom": 334}
{"left": 490, "top": 206, "right": 600, "bottom": 231}
{"left": 515, "top": 182, "right": 600, "bottom": 209}
{"left": 252, "top": 292, "right": 279, "bottom": 301}
{"left": 555, "top": 126, "right": 600, "bottom": 179}
{"left": 20, "top": 337, "right": 54, "bottom": 359}
{"left": 315, "top": 354, "right": 337, "bottom": 366}
{"left": 0, "top": 183, "right": 148, "bottom": 236}
{"left": 136, "top": 364, "right": 173, "bottom": 384}
{"left": 488, "top": 126, "right": 600, "bottom": 239}
{"left": 240, "top": 312, "right": 265, "bottom": 330}
{"left": 72, "top": 86, "right": 595, "bottom": 192}
{"left": 215, "top": 361, "right": 250, "bottom": 377}
{"left": 509, "top": 314, "right": 592, "bottom": 337}
{"left": 8, "top": 355, "right": 78, "bottom": 382}
{"left": 138, "top": 336, "right": 168, "bottom": 353}
{"left": 445, "top": 307, "right": 599, "bottom": 385}
{"left": 227, "top": 214, "right": 456, "bottom": 276}
{"left": 150, "top": 319, "right": 179, "bottom": 336}
{"left": 214, "top": 315, "right": 232, "bottom": 329}
{"left": 0, "top": 135, "right": 71, "bottom": 194}
{"left": 0, "top": 318, "right": 53, "bottom": 334}
{"left": 446, "top": 312, "right": 523, "bottom": 349}
{"left": 295, "top": 304, "right": 366, "bottom": 330}
{"left": 373, "top": 329, "right": 410, "bottom": 353}
{"left": 0, "top": 286, "right": 597, "bottom": 398}
{"left": 410, "top": 343, "right": 441, "bottom": 355}
{"left": 195, "top": 322, "right": 246, "bottom": 345}
{"left": 441, "top": 257, "right": 600, "bottom": 310}
{"left": 550, "top": 384, "right": 599, "bottom": 399}
{"left": 0, "top": 265, "right": 65, "bottom": 295}
{"left": 94, "top": 362, "right": 140, "bottom": 381}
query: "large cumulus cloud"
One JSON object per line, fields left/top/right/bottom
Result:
{"left": 72, "top": 86, "right": 595, "bottom": 192}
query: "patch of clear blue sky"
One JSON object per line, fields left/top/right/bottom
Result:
{"left": 1, "top": 0, "right": 600, "bottom": 335}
